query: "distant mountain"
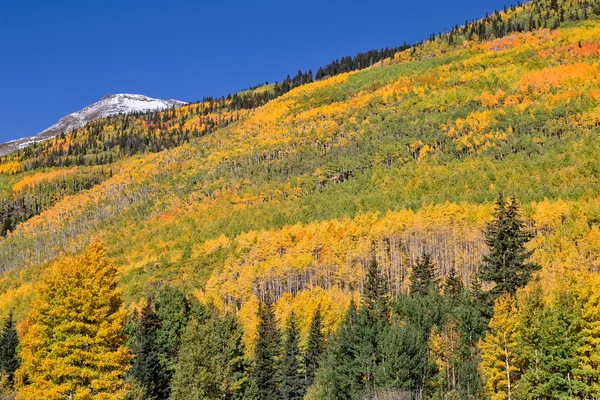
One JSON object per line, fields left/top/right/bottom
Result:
{"left": 0, "top": 94, "right": 186, "bottom": 156}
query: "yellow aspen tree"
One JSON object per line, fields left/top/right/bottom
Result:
{"left": 15, "top": 242, "right": 131, "bottom": 400}
{"left": 479, "top": 293, "right": 520, "bottom": 400}
{"left": 576, "top": 275, "right": 600, "bottom": 395}
{"left": 429, "top": 318, "right": 460, "bottom": 396}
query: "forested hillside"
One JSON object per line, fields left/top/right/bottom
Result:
{"left": 3, "top": 0, "right": 600, "bottom": 398}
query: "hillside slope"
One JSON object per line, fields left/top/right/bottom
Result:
{"left": 2, "top": 0, "right": 600, "bottom": 351}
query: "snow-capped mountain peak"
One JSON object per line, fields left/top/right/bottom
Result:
{"left": 38, "top": 93, "right": 186, "bottom": 139}
{"left": 0, "top": 93, "right": 186, "bottom": 156}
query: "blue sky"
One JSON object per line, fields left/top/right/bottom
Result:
{"left": 1, "top": 0, "right": 511, "bottom": 142}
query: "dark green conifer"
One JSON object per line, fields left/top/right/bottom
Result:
{"left": 251, "top": 298, "right": 280, "bottom": 400}
{"left": 410, "top": 254, "right": 439, "bottom": 296}
{"left": 479, "top": 194, "right": 540, "bottom": 301}
{"left": 130, "top": 298, "right": 170, "bottom": 400}
{"left": 362, "top": 257, "right": 388, "bottom": 313}
{"left": 304, "top": 307, "right": 325, "bottom": 387}
{"left": 444, "top": 266, "right": 463, "bottom": 299}
{"left": 314, "top": 301, "right": 362, "bottom": 399}
{"left": 154, "top": 286, "right": 190, "bottom": 370}
{"left": 281, "top": 312, "right": 304, "bottom": 400}
{"left": 0, "top": 311, "right": 19, "bottom": 384}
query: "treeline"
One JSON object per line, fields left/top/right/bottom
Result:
{"left": 316, "top": 46, "right": 410, "bottom": 80}
{"left": 0, "top": 168, "right": 110, "bottom": 237}
{"left": 440, "top": 0, "right": 600, "bottom": 45}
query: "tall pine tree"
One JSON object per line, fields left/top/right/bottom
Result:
{"left": 130, "top": 299, "right": 170, "bottom": 400}
{"left": 250, "top": 298, "right": 280, "bottom": 400}
{"left": 479, "top": 194, "right": 540, "bottom": 302}
{"left": 171, "top": 312, "right": 247, "bottom": 400}
{"left": 0, "top": 311, "right": 19, "bottom": 384}
{"left": 281, "top": 312, "right": 304, "bottom": 400}
{"left": 362, "top": 257, "right": 389, "bottom": 314}
{"left": 410, "top": 254, "right": 439, "bottom": 296}
{"left": 444, "top": 266, "right": 463, "bottom": 300}
{"left": 311, "top": 301, "right": 362, "bottom": 399}
{"left": 304, "top": 307, "right": 325, "bottom": 388}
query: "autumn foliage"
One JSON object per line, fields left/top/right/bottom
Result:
{"left": 15, "top": 242, "right": 131, "bottom": 400}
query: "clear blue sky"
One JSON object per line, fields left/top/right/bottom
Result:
{"left": 1, "top": 0, "right": 512, "bottom": 142}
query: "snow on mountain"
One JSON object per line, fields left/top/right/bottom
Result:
{"left": 0, "top": 94, "right": 186, "bottom": 156}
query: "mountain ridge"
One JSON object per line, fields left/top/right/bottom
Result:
{"left": 0, "top": 93, "right": 186, "bottom": 156}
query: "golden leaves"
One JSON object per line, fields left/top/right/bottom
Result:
{"left": 519, "top": 63, "right": 597, "bottom": 94}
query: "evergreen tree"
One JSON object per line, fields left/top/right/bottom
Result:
{"left": 304, "top": 307, "right": 325, "bottom": 387}
{"left": 444, "top": 266, "right": 463, "bottom": 300}
{"left": 0, "top": 311, "right": 19, "bottom": 384}
{"left": 15, "top": 242, "right": 131, "bottom": 399}
{"left": 130, "top": 299, "right": 170, "bottom": 400}
{"left": 171, "top": 312, "right": 247, "bottom": 400}
{"left": 358, "top": 257, "right": 390, "bottom": 393}
{"left": 410, "top": 253, "right": 439, "bottom": 296}
{"left": 362, "top": 257, "right": 389, "bottom": 314}
{"left": 250, "top": 299, "right": 280, "bottom": 400}
{"left": 280, "top": 312, "right": 304, "bottom": 400}
{"left": 479, "top": 194, "right": 540, "bottom": 302}
{"left": 454, "top": 292, "right": 486, "bottom": 398}
{"left": 312, "top": 301, "right": 362, "bottom": 400}
{"left": 375, "top": 319, "right": 434, "bottom": 397}
{"left": 154, "top": 286, "right": 191, "bottom": 378}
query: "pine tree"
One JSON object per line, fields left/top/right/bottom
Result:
{"left": 15, "top": 242, "right": 131, "bottom": 400}
{"left": 130, "top": 299, "right": 170, "bottom": 400}
{"left": 171, "top": 312, "right": 247, "bottom": 400}
{"left": 454, "top": 293, "right": 485, "bottom": 398}
{"left": 362, "top": 257, "right": 388, "bottom": 314}
{"left": 154, "top": 286, "right": 191, "bottom": 379}
{"left": 375, "top": 318, "right": 434, "bottom": 396}
{"left": 0, "top": 311, "right": 19, "bottom": 384}
{"left": 281, "top": 312, "right": 304, "bottom": 400}
{"left": 359, "top": 257, "right": 390, "bottom": 393}
{"left": 479, "top": 194, "right": 540, "bottom": 302}
{"left": 410, "top": 254, "right": 439, "bottom": 296}
{"left": 304, "top": 307, "right": 325, "bottom": 387}
{"left": 311, "top": 301, "right": 362, "bottom": 399}
{"left": 250, "top": 299, "right": 280, "bottom": 400}
{"left": 444, "top": 266, "right": 463, "bottom": 299}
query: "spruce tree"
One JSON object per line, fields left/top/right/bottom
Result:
{"left": 281, "top": 312, "right": 304, "bottom": 400}
{"left": 154, "top": 286, "right": 191, "bottom": 378}
{"left": 130, "top": 299, "right": 170, "bottom": 400}
{"left": 444, "top": 266, "right": 463, "bottom": 299}
{"left": 251, "top": 299, "right": 280, "bottom": 400}
{"left": 0, "top": 311, "right": 19, "bottom": 384}
{"left": 410, "top": 253, "right": 439, "bottom": 296}
{"left": 304, "top": 307, "right": 325, "bottom": 387}
{"left": 312, "top": 301, "right": 363, "bottom": 399}
{"left": 362, "top": 257, "right": 388, "bottom": 314}
{"left": 357, "top": 258, "right": 390, "bottom": 394}
{"left": 171, "top": 312, "right": 247, "bottom": 400}
{"left": 479, "top": 194, "right": 540, "bottom": 301}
